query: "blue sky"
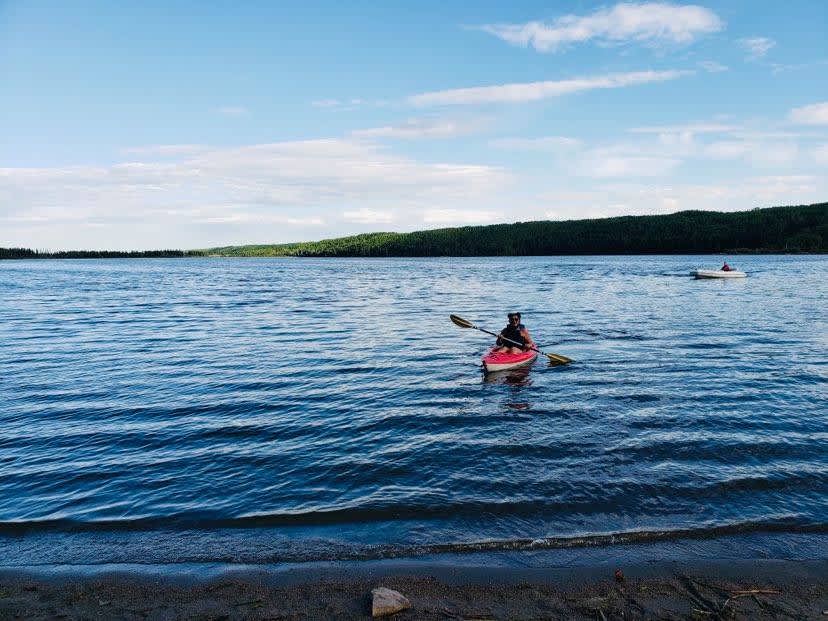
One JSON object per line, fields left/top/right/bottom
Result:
{"left": 2, "top": 0, "right": 827, "bottom": 249}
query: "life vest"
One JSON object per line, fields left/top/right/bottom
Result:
{"left": 500, "top": 323, "right": 526, "bottom": 347}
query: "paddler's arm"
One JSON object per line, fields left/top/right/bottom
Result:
{"left": 521, "top": 328, "right": 535, "bottom": 350}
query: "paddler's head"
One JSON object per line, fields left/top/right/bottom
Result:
{"left": 507, "top": 312, "right": 521, "bottom": 325}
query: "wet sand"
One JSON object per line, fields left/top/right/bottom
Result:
{"left": 1, "top": 559, "right": 826, "bottom": 620}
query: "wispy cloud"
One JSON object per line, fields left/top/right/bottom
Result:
{"left": 628, "top": 122, "right": 737, "bottom": 134}
{"left": 576, "top": 151, "right": 682, "bottom": 177}
{"left": 699, "top": 60, "right": 728, "bottom": 73}
{"left": 738, "top": 37, "right": 775, "bottom": 59}
{"left": 705, "top": 140, "right": 798, "bottom": 166}
{"left": 814, "top": 145, "right": 828, "bottom": 166}
{"left": 311, "top": 99, "right": 341, "bottom": 108}
{"left": 531, "top": 117, "right": 810, "bottom": 177}
{"left": 216, "top": 106, "right": 250, "bottom": 117}
{"left": 409, "top": 70, "right": 692, "bottom": 106}
{"left": 311, "top": 98, "right": 388, "bottom": 110}
{"left": 769, "top": 58, "right": 828, "bottom": 75}
{"left": 120, "top": 144, "right": 207, "bottom": 156}
{"left": 789, "top": 101, "right": 828, "bottom": 125}
{"left": 200, "top": 214, "right": 325, "bottom": 226}
{"left": 0, "top": 140, "right": 508, "bottom": 238}
{"left": 489, "top": 136, "right": 582, "bottom": 150}
{"left": 422, "top": 208, "right": 503, "bottom": 224}
{"left": 350, "top": 117, "right": 484, "bottom": 139}
{"left": 474, "top": 2, "right": 723, "bottom": 52}
{"left": 533, "top": 175, "right": 822, "bottom": 222}
{"left": 342, "top": 208, "right": 394, "bottom": 224}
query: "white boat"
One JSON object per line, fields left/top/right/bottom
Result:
{"left": 692, "top": 269, "right": 747, "bottom": 279}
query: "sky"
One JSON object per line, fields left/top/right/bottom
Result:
{"left": 1, "top": 0, "right": 827, "bottom": 250}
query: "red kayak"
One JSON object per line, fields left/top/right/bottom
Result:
{"left": 481, "top": 348, "right": 538, "bottom": 373}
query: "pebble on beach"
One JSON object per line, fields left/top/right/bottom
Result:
{"left": 371, "top": 587, "right": 411, "bottom": 617}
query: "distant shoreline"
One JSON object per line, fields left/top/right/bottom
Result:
{"left": 3, "top": 202, "right": 826, "bottom": 259}
{"left": 2, "top": 250, "right": 827, "bottom": 261}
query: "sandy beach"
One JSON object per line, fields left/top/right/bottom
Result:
{"left": 1, "top": 558, "right": 826, "bottom": 620}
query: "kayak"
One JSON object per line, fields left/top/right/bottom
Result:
{"left": 482, "top": 348, "right": 538, "bottom": 373}
{"left": 692, "top": 269, "right": 747, "bottom": 279}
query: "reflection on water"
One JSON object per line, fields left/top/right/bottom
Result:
{"left": 482, "top": 365, "right": 534, "bottom": 386}
{"left": 483, "top": 365, "right": 534, "bottom": 409}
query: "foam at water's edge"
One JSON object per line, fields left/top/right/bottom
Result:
{"left": 2, "top": 519, "right": 827, "bottom": 566}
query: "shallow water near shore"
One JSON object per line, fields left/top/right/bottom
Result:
{"left": 1, "top": 255, "right": 826, "bottom": 566}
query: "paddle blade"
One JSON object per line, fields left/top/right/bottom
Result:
{"left": 544, "top": 353, "right": 573, "bottom": 365}
{"left": 449, "top": 314, "right": 475, "bottom": 329}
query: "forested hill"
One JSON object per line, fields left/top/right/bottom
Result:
{"left": 2, "top": 203, "right": 826, "bottom": 259}
{"left": 205, "top": 203, "right": 827, "bottom": 257}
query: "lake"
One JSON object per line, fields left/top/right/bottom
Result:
{"left": 1, "top": 256, "right": 826, "bottom": 566}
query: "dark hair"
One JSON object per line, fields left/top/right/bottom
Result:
{"left": 508, "top": 312, "right": 521, "bottom": 319}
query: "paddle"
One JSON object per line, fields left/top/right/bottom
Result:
{"left": 449, "top": 314, "right": 573, "bottom": 365}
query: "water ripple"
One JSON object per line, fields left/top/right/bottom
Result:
{"left": 0, "top": 255, "right": 826, "bottom": 564}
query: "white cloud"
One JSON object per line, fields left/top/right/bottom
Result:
{"left": 789, "top": 102, "right": 828, "bottom": 125}
{"left": 576, "top": 151, "right": 681, "bottom": 177}
{"left": 628, "top": 122, "right": 736, "bottom": 134}
{"left": 705, "top": 140, "right": 798, "bottom": 166}
{"left": 409, "top": 70, "right": 691, "bottom": 106}
{"left": 0, "top": 140, "right": 509, "bottom": 245}
{"left": 489, "top": 136, "right": 581, "bottom": 150}
{"left": 814, "top": 145, "right": 828, "bottom": 166}
{"left": 216, "top": 106, "right": 250, "bottom": 117}
{"left": 747, "top": 175, "right": 817, "bottom": 199}
{"left": 738, "top": 37, "right": 775, "bottom": 59}
{"left": 699, "top": 60, "right": 728, "bottom": 73}
{"left": 120, "top": 144, "right": 207, "bottom": 156}
{"left": 476, "top": 2, "right": 723, "bottom": 52}
{"left": 342, "top": 208, "right": 394, "bottom": 223}
{"left": 350, "top": 117, "right": 483, "bottom": 139}
{"left": 200, "top": 214, "right": 325, "bottom": 226}
{"left": 728, "top": 130, "right": 805, "bottom": 140}
{"left": 705, "top": 140, "right": 749, "bottom": 159}
{"left": 311, "top": 98, "right": 387, "bottom": 110}
{"left": 662, "top": 197, "right": 681, "bottom": 210}
{"left": 769, "top": 59, "right": 828, "bottom": 75}
{"left": 531, "top": 176, "right": 823, "bottom": 222}
{"left": 422, "top": 208, "right": 502, "bottom": 224}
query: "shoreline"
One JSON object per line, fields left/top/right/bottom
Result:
{"left": 2, "top": 250, "right": 827, "bottom": 260}
{"left": 1, "top": 557, "right": 826, "bottom": 619}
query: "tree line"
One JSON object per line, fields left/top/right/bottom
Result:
{"left": 0, "top": 248, "right": 199, "bottom": 259}
{"left": 2, "top": 202, "right": 826, "bottom": 259}
{"left": 203, "top": 202, "right": 828, "bottom": 257}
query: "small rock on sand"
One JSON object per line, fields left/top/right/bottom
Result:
{"left": 371, "top": 587, "right": 410, "bottom": 617}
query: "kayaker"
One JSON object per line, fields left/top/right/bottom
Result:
{"left": 495, "top": 312, "right": 535, "bottom": 354}
{"left": 722, "top": 261, "right": 732, "bottom": 272}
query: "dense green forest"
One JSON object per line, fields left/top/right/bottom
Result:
{"left": 0, "top": 248, "right": 194, "bottom": 259}
{"left": 205, "top": 203, "right": 827, "bottom": 257}
{"left": 2, "top": 203, "right": 826, "bottom": 259}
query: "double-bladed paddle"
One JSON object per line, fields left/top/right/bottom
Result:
{"left": 449, "top": 314, "right": 573, "bottom": 365}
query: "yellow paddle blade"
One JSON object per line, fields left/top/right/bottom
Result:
{"left": 545, "top": 353, "right": 573, "bottom": 364}
{"left": 449, "top": 314, "right": 475, "bottom": 329}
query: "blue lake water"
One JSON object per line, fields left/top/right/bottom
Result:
{"left": 1, "top": 256, "right": 826, "bottom": 566}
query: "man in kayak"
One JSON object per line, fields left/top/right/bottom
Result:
{"left": 721, "top": 261, "right": 732, "bottom": 272}
{"left": 495, "top": 312, "right": 535, "bottom": 354}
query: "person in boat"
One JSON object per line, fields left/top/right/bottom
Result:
{"left": 721, "top": 260, "right": 732, "bottom": 272}
{"left": 495, "top": 312, "right": 535, "bottom": 354}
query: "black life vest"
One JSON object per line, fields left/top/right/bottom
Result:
{"left": 500, "top": 323, "right": 526, "bottom": 346}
